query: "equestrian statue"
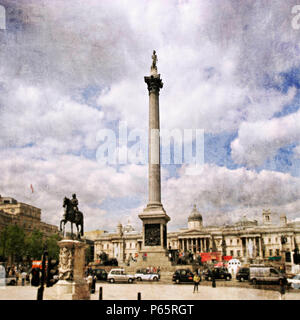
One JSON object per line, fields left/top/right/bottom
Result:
{"left": 60, "top": 194, "right": 84, "bottom": 239}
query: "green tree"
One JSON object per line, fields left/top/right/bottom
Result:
{"left": 5, "top": 225, "right": 26, "bottom": 263}
{"left": 25, "top": 229, "right": 44, "bottom": 260}
{"left": 0, "top": 227, "right": 9, "bottom": 261}
{"left": 45, "top": 234, "right": 61, "bottom": 261}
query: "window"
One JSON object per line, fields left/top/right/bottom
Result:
{"left": 237, "top": 239, "right": 240, "bottom": 245}
{"left": 230, "top": 250, "right": 234, "bottom": 256}
{"left": 276, "top": 249, "right": 280, "bottom": 256}
{"left": 270, "top": 269, "right": 278, "bottom": 275}
{"left": 269, "top": 249, "right": 273, "bottom": 256}
{"left": 237, "top": 250, "right": 240, "bottom": 257}
{"left": 269, "top": 238, "right": 271, "bottom": 243}
{"left": 230, "top": 239, "right": 233, "bottom": 245}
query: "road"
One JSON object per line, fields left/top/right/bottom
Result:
{"left": 0, "top": 280, "right": 299, "bottom": 300}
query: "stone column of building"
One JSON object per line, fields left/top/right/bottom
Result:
{"left": 289, "top": 235, "right": 294, "bottom": 265}
{"left": 258, "top": 237, "right": 263, "bottom": 258}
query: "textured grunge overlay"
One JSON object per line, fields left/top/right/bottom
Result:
{"left": 0, "top": 0, "right": 300, "bottom": 234}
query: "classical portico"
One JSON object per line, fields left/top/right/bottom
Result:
{"left": 178, "top": 236, "right": 212, "bottom": 253}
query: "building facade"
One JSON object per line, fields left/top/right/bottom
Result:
{"left": 0, "top": 195, "right": 58, "bottom": 237}
{"left": 94, "top": 207, "right": 300, "bottom": 270}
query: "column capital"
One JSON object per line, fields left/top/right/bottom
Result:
{"left": 144, "top": 74, "right": 163, "bottom": 93}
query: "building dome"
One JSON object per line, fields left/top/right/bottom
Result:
{"left": 188, "top": 204, "right": 202, "bottom": 222}
{"left": 123, "top": 220, "right": 136, "bottom": 234}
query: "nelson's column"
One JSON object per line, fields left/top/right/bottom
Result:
{"left": 137, "top": 51, "right": 173, "bottom": 270}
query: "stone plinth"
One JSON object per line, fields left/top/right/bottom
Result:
{"left": 44, "top": 239, "right": 90, "bottom": 300}
{"left": 136, "top": 206, "right": 173, "bottom": 271}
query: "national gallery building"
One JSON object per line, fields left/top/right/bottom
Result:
{"left": 93, "top": 206, "right": 300, "bottom": 270}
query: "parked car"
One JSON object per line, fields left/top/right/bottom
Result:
{"left": 135, "top": 269, "right": 160, "bottom": 281}
{"left": 236, "top": 267, "right": 250, "bottom": 282}
{"left": 172, "top": 269, "right": 194, "bottom": 284}
{"left": 107, "top": 269, "right": 135, "bottom": 283}
{"left": 5, "top": 276, "right": 17, "bottom": 286}
{"left": 287, "top": 274, "right": 300, "bottom": 289}
{"left": 93, "top": 268, "right": 108, "bottom": 281}
{"left": 103, "top": 258, "right": 118, "bottom": 266}
{"left": 249, "top": 266, "right": 287, "bottom": 285}
{"left": 204, "top": 268, "right": 232, "bottom": 281}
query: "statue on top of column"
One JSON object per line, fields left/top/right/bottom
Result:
{"left": 151, "top": 50, "right": 158, "bottom": 75}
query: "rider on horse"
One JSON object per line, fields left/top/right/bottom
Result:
{"left": 61, "top": 194, "right": 84, "bottom": 239}
{"left": 71, "top": 194, "right": 79, "bottom": 215}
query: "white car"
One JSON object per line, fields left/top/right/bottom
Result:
{"left": 107, "top": 269, "right": 135, "bottom": 283}
{"left": 288, "top": 274, "right": 300, "bottom": 289}
{"left": 135, "top": 269, "right": 160, "bottom": 281}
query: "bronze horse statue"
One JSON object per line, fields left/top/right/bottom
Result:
{"left": 60, "top": 197, "right": 84, "bottom": 239}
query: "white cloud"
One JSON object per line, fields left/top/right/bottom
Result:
{"left": 0, "top": 149, "right": 148, "bottom": 231}
{"left": 0, "top": 0, "right": 300, "bottom": 232}
{"left": 231, "top": 105, "right": 300, "bottom": 167}
{"left": 294, "top": 145, "right": 300, "bottom": 159}
{"left": 163, "top": 164, "right": 300, "bottom": 230}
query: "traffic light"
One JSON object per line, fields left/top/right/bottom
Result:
{"left": 46, "top": 258, "right": 59, "bottom": 287}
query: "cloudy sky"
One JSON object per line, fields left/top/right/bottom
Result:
{"left": 1, "top": 0, "right": 300, "bottom": 232}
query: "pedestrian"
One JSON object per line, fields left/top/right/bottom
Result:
{"left": 15, "top": 269, "right": 19, "bottom": 285}
{"left": 87, "top": 273, "right": 93, "bottom": 292}
{"left": 21, "top": 270, "right": 27, "bottom": 286}
{"left": 279, "top": 280, "right": 286, "bottom": 300}
{"left": 26, "top": 272, "right": 30, "bottom": 283}
{"left": 193, "top": 273, "right": 200, "bottom": 293}
{"left": 31, "top": 268, "right": 40, "bottom": 287}
{"left": 212, "top": 273, "right": 216, "bottom": 288}
{"left": 91, "top": 274, "right": 97, "bottom": 294}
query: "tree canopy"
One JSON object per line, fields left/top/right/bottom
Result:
{"left": 0, "top": 225, "right": 60, "bottom": 264}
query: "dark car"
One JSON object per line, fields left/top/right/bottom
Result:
{"left": 103, "top": 258, "right": 118, "bottom": 266}
{"left": 93, "top": 268, "right": 108, "bottom": 281}
{"left": 204, "top": 268, "right": 232, "bottom": 281}
{"left": 236, "top": 267, "right": 250, "bottom": 282}
{"left": 172, "top": 269, "right": 194, "bottom": 284}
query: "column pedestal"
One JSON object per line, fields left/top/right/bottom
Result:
{"left": 136, "top": 205, "right": 174, "bottom": 271}
{"left": 44, "top": 239, "right": 90, "bottom": 300}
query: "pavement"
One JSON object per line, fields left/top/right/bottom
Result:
{"left": 0, "top": 282, "right": 299, "bottom": 300}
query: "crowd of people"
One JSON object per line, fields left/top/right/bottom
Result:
{"left": 0, "top": 263, "right": 44, "bottom": 286}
